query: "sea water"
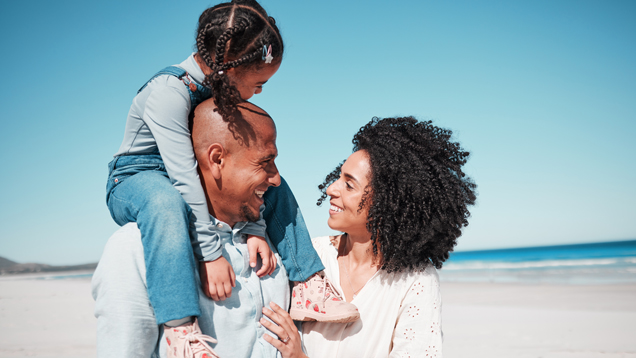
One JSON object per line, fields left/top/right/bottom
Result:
{"left": 438, "top": 239, "right": 636, "bottom": 284}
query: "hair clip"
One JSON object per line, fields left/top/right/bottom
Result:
{"left": 262, "top": 44, "right": 273, "bottom": 64}
{"left": 218, "top": 70, "right": 224, "bottom": 75}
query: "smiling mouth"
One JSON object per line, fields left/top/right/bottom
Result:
{"left": 330, "top": 204, "right": 343, "bottom": 213}
{"left": 255, "top": 190, "right": 265, "bottom": 199}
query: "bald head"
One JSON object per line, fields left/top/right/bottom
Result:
{"left": 192, "top": 99, "right": 280, "bottom": 227}
{"left": 192, "top": 100, "right": 276, "bottom": 160}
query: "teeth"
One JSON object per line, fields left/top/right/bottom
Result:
{"left": 255, "top": 190, "right": 265, "bottom": 198}
{"left": 330, "top": 205, "right": 343, "bottom": 213}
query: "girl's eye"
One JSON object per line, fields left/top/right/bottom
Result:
{"left": 345, "top": 182, "right": 353, "bottom": 190}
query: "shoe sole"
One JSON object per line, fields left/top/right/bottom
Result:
{"left": 289, "top": 308, "right": 360, "bottom": 323}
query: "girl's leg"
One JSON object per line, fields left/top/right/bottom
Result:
{"left": 108, "top": 170, "right": 200, "bottom": 324}
{"left": 262, "top": 177, "right": 324, "bottom": 282}
{"left": 263, "top": 177, "right": 359, "bottom": 323}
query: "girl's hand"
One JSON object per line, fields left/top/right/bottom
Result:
{"left": 261, "top": 302, "right": 308, "bottom": 358}
{"left": 199, "top": 258, "right": 235, "bottom": 301}
{"left": 246, "top": 235, "right": 277, "bottom": 277}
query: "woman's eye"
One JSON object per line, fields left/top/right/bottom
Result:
{"left": 345, "top": 182, "right": 353, "bottom": 190}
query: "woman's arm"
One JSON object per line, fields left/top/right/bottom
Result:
{"left": 390, "top": 271, "right": 443, "bottom": 358}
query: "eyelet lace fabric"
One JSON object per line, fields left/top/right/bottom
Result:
{"left": 302, "top": 236, "right": 444, "bottom": 358}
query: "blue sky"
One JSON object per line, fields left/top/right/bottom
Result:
{"left": 0, "top": 0, "right": 634, "bottom": 265}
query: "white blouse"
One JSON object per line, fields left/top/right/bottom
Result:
{"left": 301, "top": 236, "right": 443, "bottom": 358}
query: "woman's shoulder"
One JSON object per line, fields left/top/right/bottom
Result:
{"left": 311, "top": 236, "right": 339, "bottom": 256}
{"left": 387, "top": 265, "right": 440, "bottom": 292}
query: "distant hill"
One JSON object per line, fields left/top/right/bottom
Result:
{"left": 0, "top": 256, "right": 18, "bottom": 269}
{"left": 0, "top": 256, "right": 97, "bottom": 275}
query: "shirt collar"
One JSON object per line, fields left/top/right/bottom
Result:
{"left": 179, "top": 53, "right": 207, "bottom": 85}
{"left": 210, "top": 215, "right": 248, "bottom": 238}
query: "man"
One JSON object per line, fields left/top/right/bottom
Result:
{"left": 92, "top": 100, "right": 290, "bottom": 358}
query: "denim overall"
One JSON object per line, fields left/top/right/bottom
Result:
{"left": 106, "top": 66, "right": 324, "bottom": 324}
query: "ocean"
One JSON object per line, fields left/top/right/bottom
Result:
{"left": 439, "top": 239, "right": 636, "bottom": 284}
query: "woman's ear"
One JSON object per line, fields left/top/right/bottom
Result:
{"left": 208, "top": 143, "right": 225, "bottom": 180}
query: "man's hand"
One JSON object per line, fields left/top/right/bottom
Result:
{"left": 247, "top": 235, "right": 277, "bottom": 277}
{"left": 200, "top": 257, "right": 236, "bottom": 301}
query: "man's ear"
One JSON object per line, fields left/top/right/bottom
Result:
{"left": 207, "top": 143, "right": 225, "bottom": 180}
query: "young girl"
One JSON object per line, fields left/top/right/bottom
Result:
{"left": 105, "top": 1, "right": 358, "bottom": 357}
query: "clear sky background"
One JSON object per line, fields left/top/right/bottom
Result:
{"left": 0, "top": 0, "right": 634, "bottom": 265}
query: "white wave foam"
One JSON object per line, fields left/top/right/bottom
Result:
{"left": 442, "top": 256, "right": 636, "bottom": 271}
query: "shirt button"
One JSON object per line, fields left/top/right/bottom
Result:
{"left": 243, "top": 277, "right": 249, "bottom": 283}
{"left": 257, "top": 322, "right": 262, "bottom": 328}
{"left": 216, "top": 223, "right": 223, "bottom": 228}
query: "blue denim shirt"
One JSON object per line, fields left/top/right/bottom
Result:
{"left": 159, "top": 216, "right": 290, "bottom": 358}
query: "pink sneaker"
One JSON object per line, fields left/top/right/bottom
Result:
{"left": 164, "top": 319, "right": 220, "bottom": 358}
{"left": 289, "top": 272, "right": 360, "bottom": 323}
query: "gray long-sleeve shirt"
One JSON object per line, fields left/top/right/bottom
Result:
{"left": 114, "top": 54, "right": 266, "bottom": 261}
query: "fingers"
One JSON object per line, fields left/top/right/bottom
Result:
{"left": 208, "top": 284, "right": 219, "bottom": 301}
{"left": 199, "top": 263, "right": 213, "bottom": 299}
{"left": 255, "top": 258, "right": 268, "bottom": 277}
{"left": 262, "top": 333, "right": 285, "bottom": 351}
{"left": 229, "top": 266, "right": 236, "bottom": 287}
{"left": 261, "top": 308, "right": 305, "bottom": 358}
{"left": 216, "top": 265, "right": 234, "bottom": 300}
{"left": 263, "top": 303, "right": 295, "bottom": 333}
{"left": 268, "top": 255, "right": 278, "bottom": 276}
{"left": 200, "top": 258, "right": 235, "bottom": 301}
{"left": 259, "top": 316, "right": 287, "bottom": 341}
{"left": 247, "top": 240, "right": 257, "bottom": 268}
{"left": 270, "top": 301, "right": 289, "bottom": 315}
{"left": 260, "top": 249, "right": 277, "bottom": 277}
{"left": 271, "top": 302, "right": 296, "bottom": 331}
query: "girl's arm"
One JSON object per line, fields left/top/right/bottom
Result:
{"left": 143, "top": 78, "right": 223, "bottom": 261}
{"left": 389, "top": 271, "right": 443, "bottom": 358}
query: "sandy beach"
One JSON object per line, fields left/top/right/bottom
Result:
{"left": 0, "top": 272, "right": 96, "bottom": 358}
{"left": 1, "top": 274, "right": 635, "bottom": 358}
{"left": 442, "top": 283, "right": 636, "bottom": 358}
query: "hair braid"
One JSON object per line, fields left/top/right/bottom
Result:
{"left": 194, "top": 0, "right": 284, "bottom": 134}
{"left": 196, "top": 23, "right": 216, "bottom": 69}
{"left": 213, "top": 17, "right": 250, "bottom": 71}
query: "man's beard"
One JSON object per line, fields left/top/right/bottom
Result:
{"left": 240, "top": 204, "right": 259, "bottom": 223}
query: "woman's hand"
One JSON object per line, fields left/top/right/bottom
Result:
{"left": 261, "top": 302, "right": 308, "bottom": 358}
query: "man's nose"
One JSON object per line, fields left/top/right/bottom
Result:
{"left": 267, "top": 162, "right": 281, "bottom": 187}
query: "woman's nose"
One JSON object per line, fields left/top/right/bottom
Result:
{"left": 326, "top": 182, "right": 337, "bottom": 196}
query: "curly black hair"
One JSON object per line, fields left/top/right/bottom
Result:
{"left": 195, "top": 0, "right": 283, "bottom": 124}
{"left": 318, "top": 117, "right": 477, "bottom": 272}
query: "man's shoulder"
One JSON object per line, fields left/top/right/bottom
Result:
{"left": 102, "top": 223, "right": 143, "bottom": 253}
{"left": 113, "top": 222, "right": 141, "bottom": 238}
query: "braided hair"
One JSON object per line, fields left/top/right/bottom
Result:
{"left": 196, "top": 0, "right": 283, "bottom": 127}
{"left": 318, "top": 117, "right": 477, "bottom": 273}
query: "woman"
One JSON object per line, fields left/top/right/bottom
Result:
{"left": 261, "top": 116, "right": 477, "bottom": 357}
